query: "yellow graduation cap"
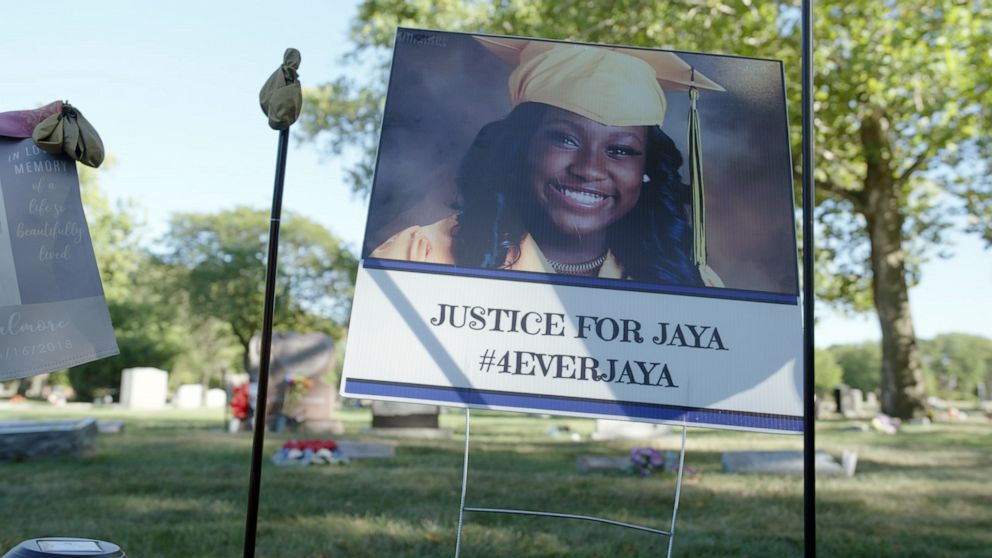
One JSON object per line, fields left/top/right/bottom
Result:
{"left": 475, "top": 36, "right": 723, "bottom": 271}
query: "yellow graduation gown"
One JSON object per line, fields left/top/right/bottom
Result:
{"left": 370, "top": 215, "right": 723, "bottom": 287}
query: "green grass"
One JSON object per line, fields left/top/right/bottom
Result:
{"left": 1, "top": 403, "right": 989, "bottom": 557}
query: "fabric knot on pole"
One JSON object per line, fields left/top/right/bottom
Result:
{"left": 31, "top": 101, "right": 105, "bottom": 168}
{"left": 259, "top": 48, "right": 303, "bottom": 130}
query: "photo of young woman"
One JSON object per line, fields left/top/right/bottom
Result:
{"left": 362, "top": 32, "right": 798, "bottom": 295}
{"left": 342, "top": 31, "right": 805, "bottom": 432}
{"left": 372, "top": 39, "right": 725, "bottom": 287}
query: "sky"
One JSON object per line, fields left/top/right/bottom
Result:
{"left": 3, "top": 0, "right": 989, "bottom": 348}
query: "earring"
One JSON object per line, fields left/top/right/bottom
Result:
{"left": 642, "top": 174, "right": 650, "bottom": 183}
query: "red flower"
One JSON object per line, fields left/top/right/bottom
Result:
{"left": 282, "top": 439, "right": 338, "bottom": 452}
{"left": 230, "top": 384, "right": 250, "bottom": 420}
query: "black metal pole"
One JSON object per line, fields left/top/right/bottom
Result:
{"left": 801, "top": 1, "right": 816, "bottom": 557}
{"left": 243, "top": 128, "right": 290, "bottom": 558}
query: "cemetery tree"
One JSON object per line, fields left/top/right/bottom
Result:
{"left": 68, "top": 168, "right": 190, "bottom": 400}
{"left": 829, "top": 341, "right": 882, "bottom": 394}
{"left": 920, "top": 333, "right": 992, "bottom": 399}
{"left": 298, "top": 0, "right": 991, "bottom": 419}
{"left": 162, "top": 207, "right": 357, "bottom": 367}
{"left": 813, "top": 349, "right": 843, "bottom": 396}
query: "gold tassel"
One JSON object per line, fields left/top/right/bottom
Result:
{"left": 688, "top": 84, "right": 706, "bottom": 270}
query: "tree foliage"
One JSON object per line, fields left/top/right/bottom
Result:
{"left": 920, "top": 333, "right": 992, "bottom": 399}
{"left": 68, "top": 168, "right": 190, "bottom": 400}
{"left": 829, "top": 334, "right": 992, "bottom": 400}
{"left": 161, "top": 207, "right": 358, "bottom": 365}
{"left": 299, "top": 0, "right": 991, "bottom": 419}
{"left": 828, "top": 341, "right": 882, "bottom": 393}
{"left": 814, "top": 348, "right": 844, "bottom": 395}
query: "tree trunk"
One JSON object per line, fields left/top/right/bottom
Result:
{"left": 861, "top": 112, "right": 928, "bottom": 419}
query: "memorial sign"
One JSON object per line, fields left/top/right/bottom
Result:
{"left": 0, "top": 137, "right": 118, "bottom": 380}
{"left": 341, "top": 30, "right": 803, "bottom": 433}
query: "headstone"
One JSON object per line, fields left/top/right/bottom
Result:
{"left": 205, "top": 388, "right": 227, "bottom": 409}
{"left": 833, "top": 383, "right": 850, "bottom": 415}
{"left": 289, "top": 379, "right": 345, "bottom": 434}
{"left": 722, "top": 451, "right": 845, "bottom": 476}
{"left": 248, "top": 332, "right": 342, "bottom": 433}
{"left": 366, "top": 401, "right": 450, "bottom": 438}
{"left": 174, "top": 384, "right": 204, "bottom": 409}
{"left": 26, "top": 373, "right": 47, "bottom": 398}
{"left": 370, "top": 400, "right": 440, "bottom": 428}
{"left": 96, "top": 420, "right": 124, "bottom": 434}
{"left": 864, "top": 391, "right": 879, "bottom": 408}
{"left": 576, "top": 455, "right": 630, "bottom": 472}
{"left": 0, "top": 419, "right": 97, "bottom": 461}
{"left": 840, "top": 423, "right": 870, "bottom": 432}
{"left": 841, "top": 450, "right": 858, "bottom": 477}
{"left": 119, "top": 367, "right": 168, "bottom": 409}
{"left": 844, "top": 388, "right": 864, "bottom": 418}
{"left": 590, "top": 419, "right": 671, "bottom": 441}
{"left": 336, "top": 440, "right": 395, "bottom": 459}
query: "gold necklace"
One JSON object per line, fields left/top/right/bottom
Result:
{"left": 546, "top": 253, "right": 608, "bottom": 275}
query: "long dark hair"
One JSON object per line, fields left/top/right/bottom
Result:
{"left": 451, "top": 102, "right": 702, "bottom": 286}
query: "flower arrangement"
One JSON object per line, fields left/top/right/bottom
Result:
{"left": 271, "top": 439, "right": 348, "bottom": 466}
{"left": 283, "top": 374, "right": 314, "bottom": 410}
{"left": 629, "top": 447, "right": 664, "bottom": 477}
{"left": 229, "top": 384, "right": 250, "bottom": 421}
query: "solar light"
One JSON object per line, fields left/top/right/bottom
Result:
{"left": 2, "top": 538, "right": 124, "bottom": 558}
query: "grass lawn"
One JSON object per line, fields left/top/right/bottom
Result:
{"left": 1, "top": 402, "right": 989, "bottom": 557}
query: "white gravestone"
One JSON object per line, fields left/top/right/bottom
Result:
{"left": 591, "top": 419, "right": 671, "bottom": 441}
{"left": 864, "top": 391, "right": 879, "bottom": 408}
{"left": 119, "top": 367, "right": 168, "bottom": 409}
{"left": 205, "top": 388, "right": 226, "bottom": 408}
{"left": 841, "top": 388, "right": 864, "bottom": 418}
{"left": 174, "top": 384, "right": 204, "bottom": 409}
{"left": 848, "top": 388, "right": 865, "bottom": 417}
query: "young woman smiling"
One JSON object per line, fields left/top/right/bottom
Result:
{"left": 371, "top": 39, "right": 723, "bottom": 287}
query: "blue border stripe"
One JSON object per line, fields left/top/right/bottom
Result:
{"left": 345, "top": 378, "right": 804, "bottom": 433}
{"left": 362, "top": 258, "right": 798, "bottom": 305}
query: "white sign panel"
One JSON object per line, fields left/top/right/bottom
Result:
{"left": 341, "top": 30, "right": 803, "bottom": 433}
{"left": 0, "top": 138, "right": 118, "bottom": 380}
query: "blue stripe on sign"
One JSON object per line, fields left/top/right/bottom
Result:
{"left": 361, "top": 258, "right": 799, "bottom": 305}
{"left": 345, "top": 378, "right": 804, "bottom": 433}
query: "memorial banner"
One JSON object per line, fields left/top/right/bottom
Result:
{"left": 0, "top": 138, "right": 118, "bottom": 380}
{"left": 341, "top": 30, "right": 803, "bottom": 433}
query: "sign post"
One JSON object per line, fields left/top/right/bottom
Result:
{"left": 343, "top": 30, "right": 804, "bottom": 433}
{"left": 242, "top": 48, "right": 303, "bottom": 558}
{"left": 340, "top": 29, "right": 807, "bottom": 553}
{"left": 801, "top": 0, "right": 817, "bottom": 555}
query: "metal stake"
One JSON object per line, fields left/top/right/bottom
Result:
{"left": 801, "top": 0, "right": 817, "bottom": 556}
{"left": 454, "top": 408, "right": 472, "bottom": 557}
{"left": 667, "top": 421, "right": 688, "bottom": 558}
{"left": 243, "top": 128, "right": 290, "bottom": 558}
{"left": 455, "top": 409, "right": 689, "bottom": 556}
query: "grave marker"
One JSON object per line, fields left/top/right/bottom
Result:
{"left": 119, "top": 367, "right": 168, "bottom": 409}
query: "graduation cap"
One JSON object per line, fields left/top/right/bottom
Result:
{"left": 475, "top": 36, "right": 723, "bottom": 273}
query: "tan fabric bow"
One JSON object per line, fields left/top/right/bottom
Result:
{"left": 259, "top": 48, "right": 303, "bottom": 130}
{"left": 31, "top": 102, "right": 105, "bottom": 168}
